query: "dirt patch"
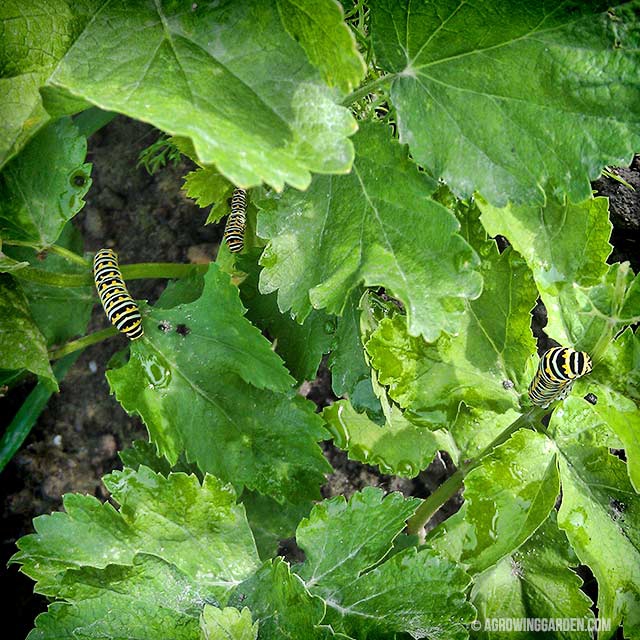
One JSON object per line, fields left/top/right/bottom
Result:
{"left": 1, "top": 116, "right": 638, "bottom": 637}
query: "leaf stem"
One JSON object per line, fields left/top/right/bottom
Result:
{"left": 46, "top": 244, "right": 91, "bottom": 267}
{"left": 406, "top": 406, "right": 547, "bottom": 535}
{"left": 48, "top": 327, "right": 119, "bottom": 360}
{"left": 0, "top": 353, "right": 80, "bottom": 474}
{"left": 341, "top": 74, "right": 397, "bottom": 106}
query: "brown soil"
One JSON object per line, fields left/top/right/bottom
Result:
{"left": 0, "top": 117, "right": 638, "bottom": 638}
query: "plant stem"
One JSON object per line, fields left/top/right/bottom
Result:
{"left": 47, "top": 244, "right": 91, "bottom": 267}
{"left": 74, "top": 107, "right": 118, "bottom": 137}
{"left": 406, "top": 406, "right": 547, "bottom": 535}
{"left": 48, "top": 327, "right": 118, "bottom": 360}
{"left": 0, "top": 353, "right": 80, "bottom": 474}
{"left": 11, "top": 262, "right": 209, "bottom": 288}
{"left": 341, "top": 74, "right": 397, "bottom": 106}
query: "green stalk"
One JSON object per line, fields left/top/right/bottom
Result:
{"left": 73, "top": 107, "right": 118, "bottom": 137}
{"left": 48, "top": 327, "right": 118, "bottom": 360}
{"left": 406, "top": 406, "right": 547, "bottom": 535}
{"left": 0, "top": 353, "right": 80, "bottom": 473}
{"left": 341, "top": 73, "right": 397, "bottom": 106}
{"left": 47, "top": 244, "right": 91, "bottom": 267}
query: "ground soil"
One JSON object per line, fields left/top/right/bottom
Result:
{"left": 1, "top": 117, "right": 638, "bottom": 638}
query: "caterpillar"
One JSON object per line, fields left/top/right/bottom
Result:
{"left": 528, "top": 347, "right": 592, "bottom": 408}
{"left": 93, "top": 248, "right": 144, "bottom": 340}
{"left": 224, "top": 188, "right": 247, "bottom": 253}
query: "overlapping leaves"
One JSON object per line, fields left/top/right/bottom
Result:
{"left": 107, "top": 264, "right": 330, "bottom": 503}
{"left": 369, "top": 0, "right": 640, "bottom": 205}
{"left": 258, "top": 122, "right": 482, "bottom": 342}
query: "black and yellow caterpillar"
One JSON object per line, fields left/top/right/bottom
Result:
{"left": 528, "top": 347, "right": 592, "bottom": 408}
{"left": 223, "top": 188, "right": 247, "bottom": 253}
{"left": 93, "top": 248, "right": 144, "bottom": 340}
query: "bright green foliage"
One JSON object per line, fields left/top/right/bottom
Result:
{"left": 366, "top": 206, "right": 537, "bottom": 457}
{"left": 0, "top": 274, "right": 55, "bottom": 388}
{"left": 201, "top": 606, "right": 258, "bottom": 640}
{"left": 477, "top": 195, "right": 640, "bottom": 355}
{"left": 554, "top": 442, "right": 640, "bottom": 639}
{"left": 0, "top": 0, "right": 96, "bottom": 167}
{"left": 369, "top": 0, "right": 640, "bottom": 205}
{"left": 5, "top": 225, "right": 93, "bottom": 346}
{"left": 13, "top": 466, "right": 260, "bottom": 601}
{"left": 27, "top": 555, "right": 216, "bottom": 640}
{"left": 182, "top": 167, "right": 233, "bottom": 223}
{"left": 238, "top": 250, "right": 336, "bottom": 382}
{"left": 429, "top": 430, "right": 560, "bottom": 574}
{"left": 0, "top": 118, "right": 91, "bottom": 248}
{"left": 276, "top": 0, "right": 366, "bottom": 93}
{"left": 258, "top": 122, "right": 482, "bottom": 342}
{"left": 107, "top": 265, "right": 330, "bottom": 502}
{"left": 471, "top": 514, "right": 594, "bottom": 639}
{"left": 229, "top": 558, "right": 330, "bottom": 640}
{"left": 47, "top": 1, "right": 357, "bottom": 191}
{"left": 295, "top": 488, "right": 475, "bottom": 639}
{"left": 323, "top": 399, "right": 452, "bottom": 477}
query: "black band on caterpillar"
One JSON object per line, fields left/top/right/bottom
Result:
{"left": 224, "top": 188, "right": 247, "bottom": 253}
{"left": 528, "top": 347, "right": 592, "bottom": 408}
{"left": 93, "top": 248, "right": 144, "bottom": 340}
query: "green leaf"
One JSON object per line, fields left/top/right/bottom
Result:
{"left": 118, "top": 439, "right": 201, "bottom": 477}
{"left": 229, "top": 558, "right": 329, "bottom": 640}
{"left": 323, "top": 399, "right": 452, "bottom": 477}
{"left": 183, "top": 167, "right": 233, "bottom": 223}
{"left": 366, "top": 205, "right": 537, "bottom": 457}
{"left": 0, "top": 0, "right": 97, "bottom": 167}
{"left": 432, "top": 430, "right": 560, "bottom": 575}
{"left": 27, "top": 554, "right": 215, "bottom": 640}
{"left": 48, "top": 1, "right": 356, "bottom": 191}
{"left": 5, "top": 224, "right": 93, "bottom": 346}
{"left": 107, "top": 264, "right": 330, "bottom": 502}
{"left": 13, "top": 466, "right": 260, "bottom": 601}
{"left": 0, "top": 251, "right": 28, "bottom": 272}
{"left": 471, "top": 513, "right": 594, "bottom": 639}
{"left": 0, "top": 117, "right": 91, "bottom": 248}
{"left": 200, "top": 606, "right": 258, "bottom": 640}
{"left": 370, "top": 1, "right": 640, "bottom": 205}
{"left": 477, "top": 194, "right": 640, "bottom": 358}
{"left": 258, "top": 122, "right": 482, "bottom": 342}
{"left": 238, "top": 249, "right": 336, "bottom": 383}
{"left": 295, "top": 488, "right": 474, "bottom": 639}
{"left": 0, "top": 274, "right": 55, "bottom": 388}
{"left": 241, "top": 491, "right": 312, "bottom": 561}
{"left": 554, "top": 439, "right": 640, "bottom": 638}
{"left": 276, "top": 0, "right": 366, "bottom": 93}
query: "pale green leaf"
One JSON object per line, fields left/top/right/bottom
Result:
{"left": 471, "top": 513, "right": 594, "bottom": 639}
{"left": 366, "top": 205, "right": 537, "bottom": 457}
{"left": 200, "top": 606, "right": 258, "bottom": 640}
{"left": 0, "top": 274, "right": 55, "bottom": 388}
{"left": 49, "top": 1, "right": 356, "bottom": 191}
{"left": 27, "top": 554, "right": 215, "bottom": 640}
{"left": 554, "top": 440, "right": 640, "bottom": 638}
{"left": 370, "top": 0, "right": 640, "bottom": 205}
{"left": 429, "top": 430, "right": 559, "bottom": 574}
{"left": 183, "top": 167, "right": 233, "bottom": 223}
{"left": 107, "top": 265, "right": 330, "bottom": 502}
{"left": 13, "top": 466, "right": 260, "bottom": 601}
{"left": 228, "top": 558, "right": 330, "bottom": 640}
{"left": 0, "top": 0, "right": 98, "bottom": 167}
{"left": 323, "top": 399, "right": 452, "bottom": 477}
{"left": 0, "top": 117, "right": 91, "bottom": 248}
{"left": 276, "top": 0, "right": 366, "bottom": 93}
{"left": 258, "top": 122, "right": 482, "bottom": 342}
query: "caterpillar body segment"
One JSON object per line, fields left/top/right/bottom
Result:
{"left": 224, "top": 188, "right": 248, "bottom": 253}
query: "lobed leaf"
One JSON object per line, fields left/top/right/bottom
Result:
{"left": 182, "top": 167, "right": 233, "bottom": 222}
{"left": 48, "top": 1, "right": 357, "bottom": 191}
{"left": 370, "top": 0, "right": 640, "bottom": 205}
{"left": 0, "top": 117, "right": 91, "bottom": 249}
{"left": 107, "top": 265, "right": 331, "bottom": 503}
{"left": 258, "top": 122, "right": 482, "bottom": 342}
{"left": 13, "top": 466, "right": 260, "bottom": 601}
{"left": 471, "top": 513, "right": 594, "bottom": 639}
{"left": 200, "top": 606, "right": 258, "bottom": 640}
